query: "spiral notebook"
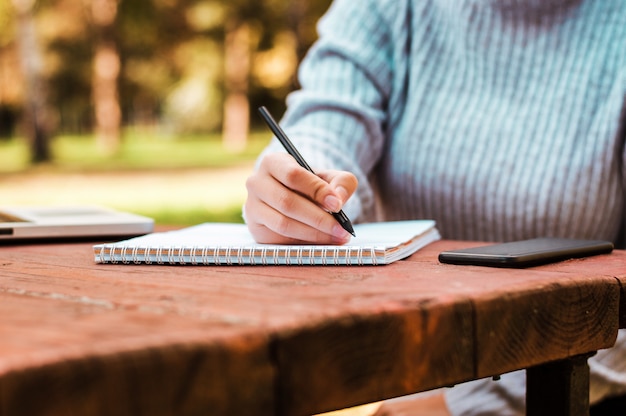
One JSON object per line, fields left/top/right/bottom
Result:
{"left": 93, "top": 220, "right": 440, "bottom": 266}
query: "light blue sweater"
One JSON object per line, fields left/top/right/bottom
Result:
{"left": 270, "top": 0, "right": 626, "bottom": 245}
{"left": 259, "top": 0, "right": 626, "bottom": 414}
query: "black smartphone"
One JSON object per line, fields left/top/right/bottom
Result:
{"left": 438, "top": 237, "right": 614, "bottom": 268}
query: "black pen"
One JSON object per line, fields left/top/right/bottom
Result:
{"left": 257, "top": 106, "right": 356, "bottom": 237}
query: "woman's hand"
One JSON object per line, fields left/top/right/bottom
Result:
{"left": 244, "top": 152, "right": 358, "bottom": 244}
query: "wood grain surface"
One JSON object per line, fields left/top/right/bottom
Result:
{"left": 0, "top": 239, "right": 623, "bottom": 415}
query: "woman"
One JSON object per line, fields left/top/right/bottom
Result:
{"left": 244, "top": 0, "right": 626, "bottom": 414}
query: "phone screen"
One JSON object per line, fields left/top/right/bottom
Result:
{"left": 438, "top": 238, "right": 614, "bottom": 268}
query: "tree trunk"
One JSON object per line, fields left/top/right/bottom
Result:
{"left": 222, "top": 19, "right": 250, "bottom": 153}
{"left": 91, "top": 0, "right": 121, "bottom": 155}
{"left": 288, "top": 1, "right": 310, "bottom": 65}
{"left": 12, "top": 0, "right": 52, "bottom": 163}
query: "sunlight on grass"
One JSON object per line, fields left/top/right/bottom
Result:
{"left": 0, "top": 131, "right": 271, "bottom": 173}
{"left": 0, "top": 132, "right": 269, "bottom": 225}
{"left": 136, "top": 205, "right": 245, "bottom": 225}
{"left": 1, "top": 167, "right": 252, "bottom": 225}
{"left": 0, "top": 139, "right": 30, "bottom": 172}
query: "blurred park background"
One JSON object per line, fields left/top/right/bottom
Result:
{"left": 0, "top": 0, "right": 333, "bottom": 225}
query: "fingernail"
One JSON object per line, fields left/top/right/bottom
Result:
{"left": 324, "top": 195, "right": 341, "bottom": 212}
{"left": 335, "top": 186, "right": 349, "bottom": 200}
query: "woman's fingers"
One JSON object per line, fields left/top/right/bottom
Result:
{"left": 244, "top": 153, "right": 357, "bottom": 244}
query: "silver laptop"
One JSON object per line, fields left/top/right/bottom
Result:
{"left": 0, "top": 205, "right": 154, "bottom": 241}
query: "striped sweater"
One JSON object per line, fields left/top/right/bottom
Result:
{"left": 267, "top": 0, "right": 626, "bottom": 245}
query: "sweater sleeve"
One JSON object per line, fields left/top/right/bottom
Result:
{"left": 260, "top": 0, "right": 409, "bottom": 222}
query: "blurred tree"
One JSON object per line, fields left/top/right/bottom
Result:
{"left": 0, "top": 2, "right": 19, "bottom": 138}
{"left": 288, "top": 1, "right": 315, "bottom": 68}
{"left": 248, "top": 0, "right": 332, "bottom": 120}
{"left": 0, "top": 4, "right": 14, "bottom": 51}
{"left": 41, "top": 0, "right": 92, "bottom": 134}
{"left": 90, "top": 0, "right": 121, "bottom": 154}
{"left": 222, "top": 0, "right": 331, "bottom": 151}
{"left": 11, "top": 0, "right": 52, "bottom": 162}
{"left": 119, "top": 0, "right": 221, "bottom": 135}
{"left": 222, "top": 6, "right": 251, "bottom": 152}
{"left": 1, "top": 0, "right": 333, "bottom": 158}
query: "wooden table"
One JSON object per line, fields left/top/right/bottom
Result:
{"left": 1, "top": 238, "right": 624, "bottom": 416}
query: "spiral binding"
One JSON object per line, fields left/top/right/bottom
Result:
{"left": 96, "top": 244, "right": 384, "bottom": 265}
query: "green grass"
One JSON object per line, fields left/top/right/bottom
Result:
{"left": 136, "top": 205, "right": 245, "bottom": 225}
{"left": 0, "top": 131, "right": 270, "bottom": 225}
{"left": 0, "top": 130, "right": 271, "bottom": 173}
